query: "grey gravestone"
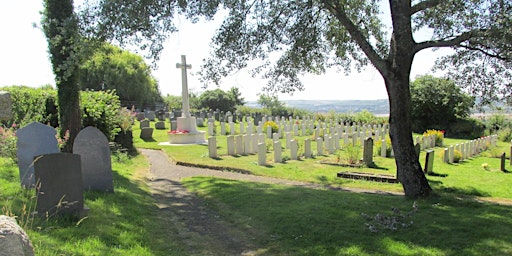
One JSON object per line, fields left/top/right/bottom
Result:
{"left": 73, "top": 126, "right": 114, "bottom": 192}
{"left": 424, "top": 150, "right": 434, "bottom": 174}
{"left": 363, "top": 137, "right": 374, "bottom": 167}
{"left": 501, "top": 152, "right": 506, "bottom": 172}
{"left": 34, "top": 153, "right": 88, "bottom": 218}
{"left": 135, "top": 112, "right": 145, "bottom": 121}
{"left": 16, "top": 122, "right": 60, "bottom": 187}
{"left": 145, "top": 111, "right": 155, "bottom": 121}
{"left": 0, "top": 91, "right": 13, "bottom": 120}
{"left": 139, "top": 119, "right": 150, "bottom": 129}
{"left": 170, "top": 120, "right": 178, "bottom": 131}
{"left": 140, "top": 127, "right": 153, "bottom": 140}
{"left": 155, "top": 121, "right": 166, "bottom": 130}
{"left": 414, "top": 143, "right": 421, "bottom": 159}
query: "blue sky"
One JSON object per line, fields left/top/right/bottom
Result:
{"left": 0, "top": 2, "right": 445, "bottom": 101}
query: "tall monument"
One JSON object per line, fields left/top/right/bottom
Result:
{"left": 167, "top": 55, "right": 206, "bottom": 144}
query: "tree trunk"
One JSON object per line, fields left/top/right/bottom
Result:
{"left": 386, "top": 75, "right": 432, "bottom": 198}
{"left": 43, "top": 0, "right": 81, "bottom": 152}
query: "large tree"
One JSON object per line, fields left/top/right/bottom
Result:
{"left": 42, "top": 0, "right": 82, "bottom": 152}
{"left": 79, "top": 43, "right": 162, "bottom": 107}
{"left": 82, "top": 1, "right": 511, "bottom": 198}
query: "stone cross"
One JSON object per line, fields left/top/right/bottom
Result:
{"left": 176, "top": 55, "right": 192, "bottom": 118}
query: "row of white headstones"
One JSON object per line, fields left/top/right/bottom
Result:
{"left": 205, "top": 119, "right": 498, "bottom": 167}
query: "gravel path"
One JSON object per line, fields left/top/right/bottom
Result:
{"left": 139, "top": 148, "right": 402, "bottom": 255}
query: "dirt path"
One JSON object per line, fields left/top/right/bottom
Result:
{"left": 139, "top": 148, "right": 402, "bottom": 255}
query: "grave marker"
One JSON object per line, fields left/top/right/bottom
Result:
{"left": 274, "top": 141, "right": 282, "bottom": 163}
{"left": 73, "top": 126, "right": 113, "bottom": 192}
{"left": 208, "top": 137, "right": 217, "bottom": 158}
{"left": 424, "top": 150, "right": 434, "bottom": 174}
{"left": 363, "top": 138, "right": 374, "bottom": 167}
{"left": 16, "top": 122, "right": 60, "bottom": 187}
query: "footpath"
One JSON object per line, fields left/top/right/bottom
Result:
{"left": 139, "top": 148, "right": 402, "bottom": 255}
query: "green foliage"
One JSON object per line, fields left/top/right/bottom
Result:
{"left": 447, "top": 118, "right": 485, "bottom": 139}
{"left": 422, "top": 129, "right": 445, "bottom": 147}
{"left": 374, "top": 137, "right": 392, "bottom": 157}
{"left": 81, "top": 90, "right": 122, "bottom": 141}
{"left": 0, "top": 86, "right": 58, "bottom": 127}
{"left": 453, "top": 150, "right": 462, "bottom": 163}
{"left": 340, "top": 144, "right": 361, "bottom": 165}
{"left": 198, "top": 89, "right": 237, "bottom": 113}
{"left": 497, "top": 128, "right": 512, "bottom": 142}
{"left": 0, "top": 125, "right": 17, "bottom": 161}
{"left": 79, "top": 43, "right": 162, "bottom": 107}
{"left": 411, "top": 75, "right": 474, "bottom": 132}
{"left": 263, "top": 121, "right": 279, "bottom": 134}
{"left": 257, "top": 93, "right": 287, "bottom": 116}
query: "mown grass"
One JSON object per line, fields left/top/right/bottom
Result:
{"left": 2, "top": 119, "right": 512, "bottom": 255}
{"left": 134, "top": 120, "right": 512, "bottom": 200}
{"left": 0, "top": 153, "right": 185, "bottom": 255}
{"left": 183, "top": 176, "right": 512, "bottom": 255}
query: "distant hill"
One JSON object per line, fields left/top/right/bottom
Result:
{"left": 246, "top": 99, "right": 390, "bottom": 115}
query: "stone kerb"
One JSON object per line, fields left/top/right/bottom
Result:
{"left": 73, "top": 126, "right": 114, "bottom": 192}
{"left": 16, "top": 122, "right": 60, "bottom": 188}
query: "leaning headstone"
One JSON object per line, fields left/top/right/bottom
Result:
{"left": 0, "top": 91, "right": 13, "bottom": 120}
{"left": 155, "top": 121, "right": 166, "bottom": 130}
{"left": 0, "top": 215, "right": 35, "bottom": 256}
{"left": 140, "top": 127, "right": 154, "bottom": 140}
{"left": 16, "top": 122, "right": 60, "bottom": 187}
{"left": 424, "top": 150, "right": 434, "bottom": 174}
{"left": 139, "top": 119, "right": 150, "bottom": 129}
{"left": 34, "top": 153, "right": 88, "bottom": 218}
{"left": 363, "top": 138, "right": 374, "bottom": 167}
{"left": 73, "top": 126, "right": 114, "bottom": 192}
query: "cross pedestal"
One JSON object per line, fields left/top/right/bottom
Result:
{"left": 166, "top": 55, "right": 206, "bottom": 144}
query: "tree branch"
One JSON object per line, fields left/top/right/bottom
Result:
{"left": 410, "top": 0, "right": 442, "bottom": 15}
{"left": 322, "top": 1, "right": 387, "bottom": 74}
{"left": 414, "top": 30, "right": 476, "bottom": 52}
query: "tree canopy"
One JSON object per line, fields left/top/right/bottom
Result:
{"left": 77, "top": 0, "right": 511, "bottom": 198}
{"left": 79, "top": 43, "right": 162, "bottom": 107}
{"left": 410, "top": 75, "right": 474, "bottom": 132}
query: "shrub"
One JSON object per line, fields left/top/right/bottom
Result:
{"left": 497, "top": 127, "right": 512, "bottom": 142}
{"left": 341, "top": 143, "right": 361, "bottom": 165}
{"left": 0, "top": 124, "right": 17, "bottom": 161}
{"left": 423, "top": 129, "right": 445, "bottom": 146}
{"left": 374, "top": 137, "right": 392, "bottom": 157}
{"left": 0, "top": 86, "right": 57, "bottom": 127}
{"left": 263, "top": 121, "right": 279, "bottom": 134}
{"left": 81, "top": 90, "right": 122, "bottom": 141}
{"left": 453, "top": 150, "right": 462, "bottom": 163}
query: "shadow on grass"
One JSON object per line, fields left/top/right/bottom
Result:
{"left": 182, "top": 177, "right": 512, "bottom": 255}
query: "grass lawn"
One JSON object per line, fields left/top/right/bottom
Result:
{"left": 1, "top": 119, "right": 512, "bottom": 255}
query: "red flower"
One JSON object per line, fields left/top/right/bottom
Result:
{"left": 168, "top": 130, "right": 189, "bottom": 134}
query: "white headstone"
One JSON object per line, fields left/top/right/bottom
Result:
{"left": 274, "top": 141, "right": 282, "bottom": 163}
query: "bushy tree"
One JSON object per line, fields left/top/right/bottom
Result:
{"left": 198, "top": 89, "right": 236, "bottom": 112}
{"left": 79, "top": 43, "right": 162, "bottom": 107}
{"left": 257, "top": 93, "right": 287, "bottom": 116}
{"left": 411, "top": 75, "right": 474, "bottom": 132}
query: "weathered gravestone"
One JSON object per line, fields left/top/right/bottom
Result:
{"left": 424, "top": 150, "right": 435, "bottom": 174}
{"left": 34, "top": 153, "right": 88, "bottom": 218}
{"left": 140, "top": 127, "right": 154, "bottom": 140}
{"left": 363, "top": 138, "right": 374, "bottom": 167}
{"left": 16, "top": 122, "right": 60, "bottom": 187}
{"left": 145, "top": 111, "right": 155, "bottom": 121}
{"left": 0, "top": 215, "right": 35, "bottom": 256}
{"left": 139, "top": 119, "right": 150, "bottom": 129}
{"left": 0, "top": 91, "right": 13, "bottom": 121}
{"left": 135, "top": 112, "right": 145, "bottom": 121}
{"left": 73, "top": 126, "right": 114, "bottom": 192}
{"left": 155, "top": 121, "right": 166, "bottom": 130}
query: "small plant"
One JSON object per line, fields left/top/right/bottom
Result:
{"left": 361, "top": 202, "right": 418, "bottom": 233}
{"left": 263, "top": 121, "right": 279, "bottom": 134}
{"left": 423, "top": 129, "right": 445, "bottom": 146}
{"left": 117, "top": 107, "right": 134, "bottom": 133}
{"left": 341, "top": 143, "right": 361, "bottom": 165}
{"left": 453, "top": 149, "right": 462, "bottom": 163}
{"left": 481, "top": 163, "right": 490, "bottom": 171}
{"left": 0, "top": 124, "right": 17, "bottom": 162}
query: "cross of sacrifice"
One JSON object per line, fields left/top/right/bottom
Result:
{"left": 176, "top": 55, "right": 192, "bottom": 118}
